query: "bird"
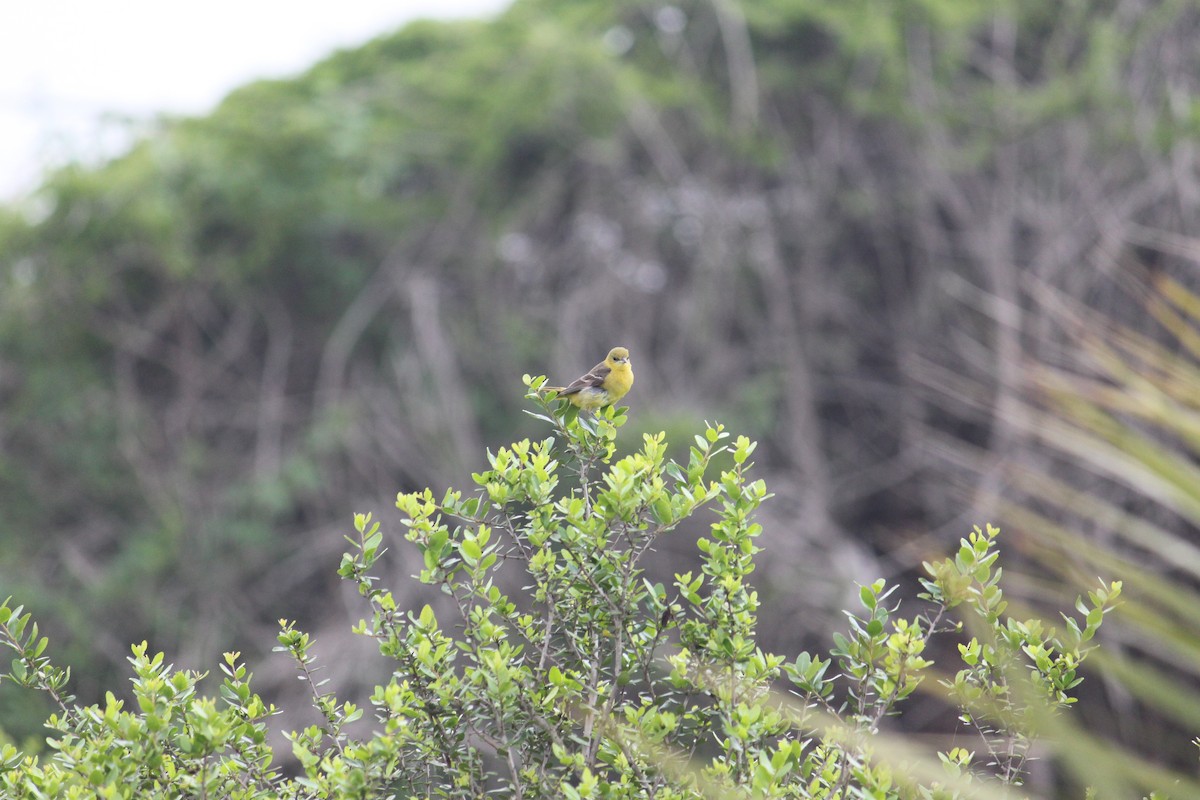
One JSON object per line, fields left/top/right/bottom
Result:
{"left": 545, "top": 346, "right": 634, "bottom": 411}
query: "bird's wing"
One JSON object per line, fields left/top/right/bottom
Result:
{"left": 556, "top": 360, "right": 611, "bottom": 396}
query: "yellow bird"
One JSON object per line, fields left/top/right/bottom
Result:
{"left": 546, "top": 346, "right": 634, "bottom": 411}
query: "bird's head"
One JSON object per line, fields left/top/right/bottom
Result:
{"left": 607, "top": 346, "right": 631, "bottom": 366}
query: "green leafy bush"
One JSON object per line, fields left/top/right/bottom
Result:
{"left": 1, "top": 386, "right": 1122, "bottom": 797}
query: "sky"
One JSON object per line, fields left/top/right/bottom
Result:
{"left": 0, "top": 1, "right": 510, "bottom": 201}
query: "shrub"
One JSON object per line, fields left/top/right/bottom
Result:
{"left": 0, "top": 384, "right": 1121, "bottom": 798}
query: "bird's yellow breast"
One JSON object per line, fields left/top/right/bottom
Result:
{"left": 604, "top": 362, "right": 634, "bottom": 401}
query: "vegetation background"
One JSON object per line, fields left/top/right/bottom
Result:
{"left": 3, "top": 0, "right": 1200, "bottom": 793}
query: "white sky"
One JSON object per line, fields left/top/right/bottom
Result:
{"left": 0, "top": 1, "right": 510, "bottom": 201}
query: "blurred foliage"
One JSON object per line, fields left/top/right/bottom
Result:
{"left": 3, "top": 0, "right": 1200, "bottom": 788}
{"left": 995, "top": 273, "right": 1200, "bottom": 792}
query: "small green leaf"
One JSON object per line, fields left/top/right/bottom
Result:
{"left": 461, "top": 538, "right": 482, "bottom": 564}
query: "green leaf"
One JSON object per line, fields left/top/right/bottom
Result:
{"left": 461, "top": 538, "right": 482, "bottom": 565}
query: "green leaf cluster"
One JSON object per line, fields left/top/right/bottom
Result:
{"left": 1, "top": 394, "right": 1124, "bottom": 798}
